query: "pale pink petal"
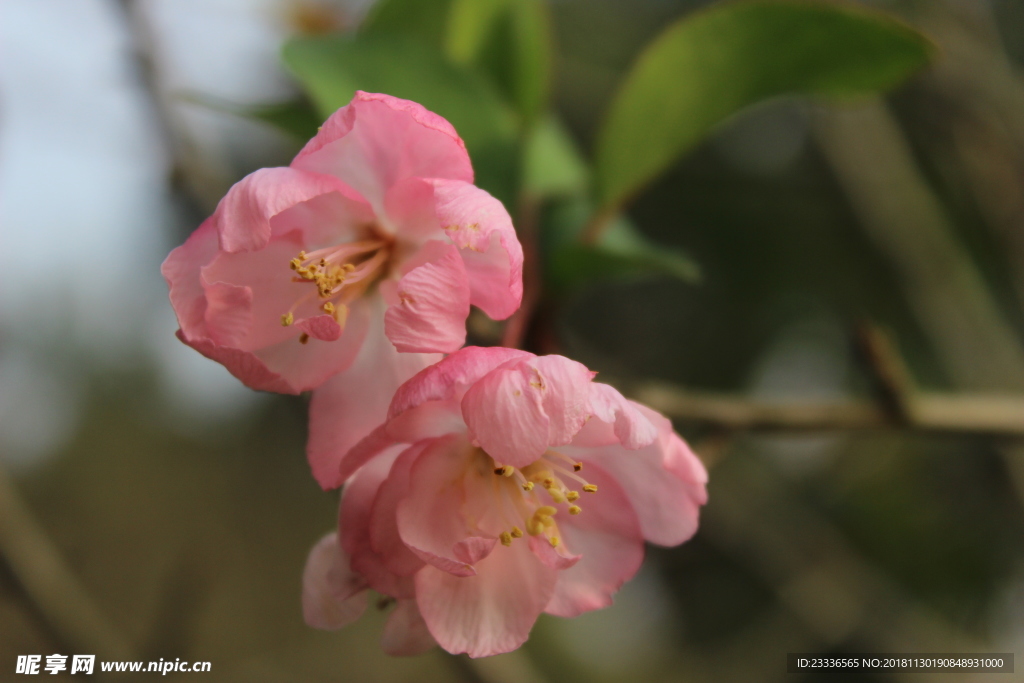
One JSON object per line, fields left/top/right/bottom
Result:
{"left": 252, "top": 295, "right": 371, "bottom": 393}
{"left": 307, "top": 296, "right": 440, "bottom": 489}
{"left": 198, "top": 231, "right": 308, "bottom": 352}
{"left": 341, "top": 446, "right": 416, "bottom": 599}
{"left": 461, "top": 355, "right": 592, "bottom": 467}
{"left": 293, "top": 92, "right": 473, "bottom": 215}
{"left": 302, "top": 533, "right": 369, "bottom": 630}
{"left": 161, "top": 217, "right": 219, "bottom": 339}
{"left": 462, "top": 362, "right": 550, "bottom": 468}
{"left": 563, "top": 409, "right": 707, "bottom": 547}
{"left": 269, "top": 186, "right": 375, "bottom": 248}
{"left": 370, "top": 442, "right": 429, "bottom": 578}
{"left": 434, "top": 180, "right": 523, "bottom": 320}
{"left": 415, "top": 537, "right": 557, "bottom": 658}
{"left": 529, "top": 535, "right": 581, "bottom": 571}
{"left": 543, "top": 462, "right": 644, "bottom": 617}
{"left": 176, "top": 331, "right": 292, "bottom": 394}
{"left": 585, "top": 382, "right": 658, "bottom": 449}
{"left": 396, "top": 434, "right": 492, "bottom": 577}
{"left": 384, "top": 242, "right": 470, "bottom": 353}
{"left": 296, "top": 314, "right": 342, "bottom": 342}
{"left": 382, "top": 599, "right": 436, "bottom": 656}
{"left": 388, "top": 346, "right": 532, "bottom": 419}
{"left": 383, "top": 177, "right": 446, "bottom": 244}
{"left": 529, "top": 355, "right": 594, "bottom": 446}
{"left": 334, "top": 399, "right": 466, "bottom": 486}
{"left": 214, "top": 167, "right": 348, "bottom": 253}
{"left": 201, "top": 281, "right": 252, "bottom": 348}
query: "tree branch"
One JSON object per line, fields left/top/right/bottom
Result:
{"left": 626, "top": 382, "right": 1024, "bottom": 438}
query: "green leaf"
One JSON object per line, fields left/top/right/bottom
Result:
{"left": 544, "top": 200, "right": 700, "bottom": 292}
{"left": 281, "top": 34, "right": 520, "bottom": 205}
{"left": 447, "top": 0, "right": 553, "bottom": 125}
{"left": 179, "top": 93, "right": 322, "bottom": 141}
{"left": 360, "top": 0, "right": 454, "bottom": 50}
{"left": 522, "top": 115, "right": 589, "bottom": 198}
{"left": 595, "top": 0, "right": 935, "bottom": 211}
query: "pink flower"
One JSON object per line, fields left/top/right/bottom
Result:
{"left": 161, "top": 93, "right": 524, "bottom": 486}
{"left": 302, "top": 347, "right": 708, "bottom": 657}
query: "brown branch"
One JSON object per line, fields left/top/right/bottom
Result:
{"left": 0, "top": 463, "right": 134, "bottom": 660}
{"left": 627, "top": 382, "right": 1024, "bottom": 438}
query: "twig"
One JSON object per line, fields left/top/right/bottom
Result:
{"left": 0, "top": 462, "right": 134, "bottom": 660}
{"left": 502, "top": 197, "right": 542, "bottom": 350}
{"left": 627, "top": 382, "right": 1024, "bottom": 438}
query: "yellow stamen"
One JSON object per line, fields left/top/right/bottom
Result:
{"left": 583, "top": 484, "right": 598, "bottom": 493}
{"left": 547, "top": 488, "right": 567, "bottom": 504}
{"left": 568, "top": 505, "right": 582, "bottom": 515}
{"left": 549, "top": 536, "right": 560, "bottom": 548}
{"left": 494, "top": 465, "right": 514, "bottom": 477}
{"left": 500, "top": 531, "right": 513, "bottom": 547}
{"left": 510, "top": 526, "right": 523, "bottom": 538}
{"left": 566, "top": 491, "right": 580, "bottom": 502}
{"left": 281, "top": 312, "right": 294, "bottom": 327}
{"left": 322, "top": 302, "right": 335, "bottom": 315}
{"left": 522, "top": 481, "right": 534, "bottom": 491}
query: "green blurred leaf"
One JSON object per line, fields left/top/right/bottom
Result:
{"left": 180, "top": 93, "right": 322, "bottom": 141}
{"left": 281, "top": 34, "right": 520, "bottom": 205}
{"left": 360, "top": 0, "right": 454, "bottom": 49}
{"left": 545, "top": 200, "right": 700, "bottom": 292}
{"left": 595, "top": 0, "right": 935, "bottom": 211}
{"left": 447, "top": 0, "right": 553, "bottom": 125}
{"left": 523, "top": 115, "right": 589, "bottom": 198}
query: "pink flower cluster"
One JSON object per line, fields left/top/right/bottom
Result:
{"left": 163, "top": 92, "right": 708, "bottom": 658}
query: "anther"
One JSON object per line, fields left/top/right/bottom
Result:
{"left": 583, "top": 484, "right": 598, "bottom": 493}
{"left": 281, "top": 312, "right": 294, "bottom": 326}
{"left": 494, "top": 465, "right": 514, "bottom": 477}
{"left": 568, "top": 505, "right": 582, "bottom": 515}
{"left": 566, "top": 491, "right": 580, "bottom": 501}
{"left": 299, "top": 333, "right": 310, "bottom": 345}
{"left": 522, "top": 482, "right": 534, "bottom": 491}
{"left": 500, "top": 531, "right": 513, "bottom": 547}
{"left": 574, "top": 462, "right": 583, "bottom": 472}
{"left": 322, "top": 302, "right": 335, "bottom": 314}
{"left": 549, "top": 536, "right": 560, "bottom": 548}
{"left": 510, "top": 527, "right": 523, "bottom": 538}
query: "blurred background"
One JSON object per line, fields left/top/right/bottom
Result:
{"left": 2, "top": 0, "right": 1024, "bottom": 680}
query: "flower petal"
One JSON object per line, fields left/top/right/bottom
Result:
{"left": 201, "top": 281, "right": 252, "bottom": 348}
{"left": 369, "top": 442, "right": 429, "bottom": 578}
{"left": 296, "top": 314, "right": 342, "bottom": 342}
{"left": 585, "top": 382, "right": 658, "bottom": 449}
{"left": 293, "top": 92, "right": 473, "bottom": 216}
{"left": 340, "top": 446, "right": 416, "bottom": 599}
{"left": 461, "top": 355, "right": 592, "bottom": 468}
{"left": 462, "top": 362, "right": 549, "bottom": 468}
{"left": 302, "top": 532, "right": 369, "bottom": 630}
{"left": 388, "top": 346, "right": 532, "bottom": 420}
{"left": 543, "top": 462, "right": 644, "bottom": 617}
{"left": 253, "top": 294, "right": 371, "bottom": 393}
{"left": 415, "top": 536, "right": 556, "bottom": 658}
{"left": 307, "top": 296, "right": 440, "bottom": 489}
{"left": 162, "top": 217, "right": 219, "bottom": 339}
{"left": 382, "top": 599, "right": 436, "bottom": 656}
{"left": 435, "top": 180, "right": 523, "bottom": 320}
{"left": 214, "top": 167, "right": 349, "bottom": 253}
{"left": 384, "top": 241, "right": 470, "bottom": 353}
{"left": 564, "top": 407, "right": 708, "bottom": 547}
{"left": 396, "top": 434, "right": 491, "bottom": 577}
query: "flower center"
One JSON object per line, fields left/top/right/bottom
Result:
{"left": 280, "top": 239, "right": 392, "bottom": 342}
{"left": 487, "top": 450, "right": 598, "bottom": 549}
